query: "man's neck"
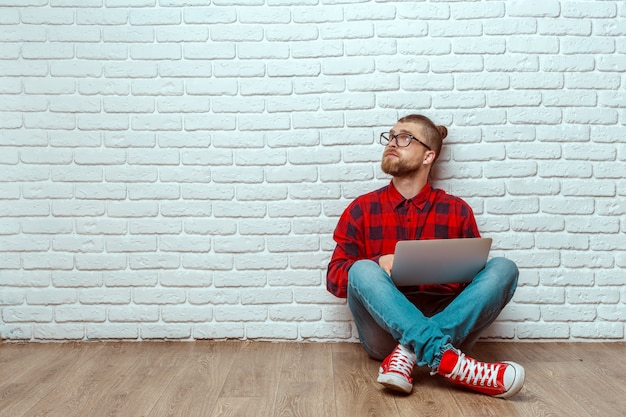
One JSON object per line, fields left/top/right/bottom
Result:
{"left": 392, "top": 172, "right": 429, "bottom": 200}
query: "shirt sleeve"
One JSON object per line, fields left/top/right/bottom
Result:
{"left": 326, "top": 200, "right": 367, "bottom": 298}
{"left": 460, "top": 199, "right": 480, "bottom": 238}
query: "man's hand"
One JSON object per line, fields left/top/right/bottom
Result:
{"left": 378, "top": 254, "right": 394, "bottom": 276}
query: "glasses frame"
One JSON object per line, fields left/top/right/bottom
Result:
{"left": 379, "top": 132, "right": 432, "bottom": 151}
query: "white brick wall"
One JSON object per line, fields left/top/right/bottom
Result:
{"left": 0, "top": 0, "right": 624, "bottom": 343}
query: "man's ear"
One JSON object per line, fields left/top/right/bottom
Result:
{"left": 423, "top": 150, "right": 436, "bottom": 165}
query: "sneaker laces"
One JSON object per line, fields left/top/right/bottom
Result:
{"left": 445, "top": 353, "right": 501, "bottom": 388}
{"left": 387, "top": 345, "right": 415, "bottom": 378}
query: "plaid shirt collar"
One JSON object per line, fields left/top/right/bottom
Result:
{"left": 387, "top": 180, "right": 432, "bottom": 211}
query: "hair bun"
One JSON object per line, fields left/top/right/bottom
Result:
{"left": 437, "top": 125, "right": 448, "bottom": 140}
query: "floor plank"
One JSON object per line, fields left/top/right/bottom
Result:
{"left": 273, "top": 343, "right": 336, "bottom": 417}
{"left": 2, "top": 343, "right": 98, "bottom": 417}
{"left": 332, "top": 343, "right": 401, "bottom": 417}
{"left": 147, "top": 342, "right": 239, "bottom": 417}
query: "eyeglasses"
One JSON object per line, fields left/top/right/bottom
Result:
{"left": 379, "top": 132, "right": 432, "bottom": 150}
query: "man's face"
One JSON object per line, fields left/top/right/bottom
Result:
{"left": 381, "top": 122, "right": 431, "bottom": 177}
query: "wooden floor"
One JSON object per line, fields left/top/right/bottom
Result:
{"left": 1, "top": 341, "right": 625, "bottom": 417}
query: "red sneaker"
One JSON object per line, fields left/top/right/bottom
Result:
{"left": 437, "top": 349, "right": 525, "bottom": 398}
{"left": 377, "top": 344, "right": 416, "bottom": 393}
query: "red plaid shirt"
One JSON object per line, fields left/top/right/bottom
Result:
{"left": 326, "top": 181, "right": 480, "bottom": 298}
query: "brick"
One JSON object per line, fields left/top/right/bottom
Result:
{"left": 485, "top": 55, "right": 539, "bottom": 73}
{"left": 246, "top": 323, "right": 298, "bottom": 340}
{"left": 566, "top": 217, "right": 620, "bottom": 234}
{"left": 129, "top": 8, "right": 181, "bottom": 25}
{"left": 597, "top": 305, "right": 626, "bottom": 321}
{"left": 484, "top": 17, "right": 537, "bottom": 35}
{"left": 563, "top": 2, "right": 617, "bottom": 18}
{"left": 565, "top": 73, "right": 621, "bottom": 89}
{"left": 50, "top": 96, "right": 102, "bottom": 113}
{"left": 561, "top": 37, "right": 615, "bottom": 54}
{"left": 22, "top": 218, "right": 73, "bottom": 234}
{"left": 299, "top": 322, "right": 352, "bottom": 340}
{"left": 507, "top": 0, "right": 560, "bottom": 18}
{"left": 451, "top": 2, "right": 504, "bottom": 19}
{"left": 486, "top": 197, "right": 539, "bottom": 215}
{"left": 105, "top": 236, "right": 157, "bottom": 252}
{"left": 541, "top": 197, "right": 595, "bottom": 215}
{"left": 104, "top": 271, "right": 157, "bottom": 287}
{"left": 266, "top": 24, "right": 318, "bottom": 42}
{"left": 129, "top": 254, "right": 180, "bottom": 270}
{"left": 540, "top": 269, "right": 594, "bottom": 287}
{"left": 52, "top": 236, "right": 104, "bottom": 253}
{"left": 33, "top": 324, "right": 85, "bottom": 340}
{"left": 184, "top": 43, "right": 236, "bottom": 60}
{"left": 540, "top": 55, "right": 595, "bottom": 72}
{"left": 133, "top": 288, "right": 186, "bottom": 304}
{"left": 74, "top": 254, "right": 127, "bottom": 271}
{"left": 1, "top": 271, "right": 50, "bottom": 287}
{"left": 239, "top": 79, "right": 293, "bottom": 97}
{"left": 517, "top": 323, "right": 571, "bottom": 340}
{"left": 542, "top": 90, "right": 597, "bottom": 107}
{"left": 2, "top": 324, "right": 32, "bottom": 340}
{"left": 3, "top": 306, "right": 53, "bottom": 323}
{"left": 565, "top": 136, "right": 617, "bottom": 162}
{"left": 128, "top": 218, "right": 182, "bottom": 235}
{"left": 48, "top": 27, "right": 101, "bottom": 42}
{"left": 562, "top": 181, "right": 615, "bottom": 197}
{"left": 162, "top": 305, "right": 212, "bottom": 323}
{"left": 86, "top": 324, "right": 138, "bottom": 340}
{"left": 535, "top": 234, "right": 589, "bottom": 251}
{"left": 139, "top": 324, "right": 191, "bottom": 340}
{"left": 214, "top": 305, "right": 267, "bottom": 322}
{"left": 193, "top": 322, "right": 245, "bottom": 339}
{"left": 508, "top": 251, "right": 561, "bottom": 269}
{"left": 130, "top": 44, "right": 182, "bottom": 60}
{"left": 0, "top": 7, "right": 19, "bottom": 23}
{"left": 538, "top": 19, "right": 592, "bottom": 36}
{"left": 21, "top": 8, "right": 74, "bottom": 24}
{"left": 321, "top": 22, "right": 375, "bottom": 41}
{"left": 431, "top": 20, "right": 482, "bottom": 37}
{"left": 76, "top": 8, "right": 128, "bottom": 25}
{"left": 291, "top": 40, "right": 343, "bottom": 59}
{"left": 55, "top": 305, "right": 106, "bottom": 322}
{"left": 507, "top": 107, "right": 563, "bottom": 125}
{"left": 53, "top": 271, "right": 104, "bottom": 288}
{"left": 0, "top": 289, "right": 25, "bottom": 305}
{"left": 571, "top": 323, "right": 624, "bottom": 339}
{"left": 183, "top": 7, "right": 236, "bottom": 24}
{"left": 211, "top": 25, "right": 263, "bottom": 42}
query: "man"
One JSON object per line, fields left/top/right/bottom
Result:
{"left": 326, "top": 114, "right": 524, "bottom": 398}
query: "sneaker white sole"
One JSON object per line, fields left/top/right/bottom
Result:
{"left": 377, "top": 368, "right": 413, "bottom": 394}
{"left": 494, "top": 361, "right": 525, "bottom": 399}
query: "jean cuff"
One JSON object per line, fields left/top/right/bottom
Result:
{"left": 430, "top": 343, "right": 457, "bottom": 374}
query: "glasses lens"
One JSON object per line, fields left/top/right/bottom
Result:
{"left": 380, "top": 133, "right": 390, "bottom": 145}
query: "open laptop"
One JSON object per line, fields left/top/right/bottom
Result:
{"left": 390, "top": 238, "right": 492, "bottom": 286}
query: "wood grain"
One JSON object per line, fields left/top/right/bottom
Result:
{"left": 1, "top": 341, "right": 624, "bottom": 417}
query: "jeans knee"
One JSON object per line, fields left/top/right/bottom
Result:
{"left": 348, "top": 259, "right": 382, "bottom": 290}
{"left": 487, "top": 257, "right": 519, "bottom": 296}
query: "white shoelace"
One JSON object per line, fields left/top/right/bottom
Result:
{"left": 445, "top": 353, "right": 501, "bottom": 387}
{"left": 388, "top": 346, "right": 415, "bottom": 377}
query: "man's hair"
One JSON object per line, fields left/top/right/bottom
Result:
{"left": 397, "top": 114, "right": 448, "bottom": 162}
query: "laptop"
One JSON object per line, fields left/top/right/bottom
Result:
{"left": 390, "top": 238, "right": 492, "bottom": 286}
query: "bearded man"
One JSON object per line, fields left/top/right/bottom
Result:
{"left": 326, "top": 114, "right": 525, "bottom": 398}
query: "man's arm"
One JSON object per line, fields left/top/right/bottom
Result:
{"left": 326, "top": 201, "right": 374, "bottom": 298}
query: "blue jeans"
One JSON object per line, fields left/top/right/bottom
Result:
{"left": 347, "top": 257, "right": 518, "bottom": 371}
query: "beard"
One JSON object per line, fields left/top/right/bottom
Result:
{"left": 381, "top": 151, "right": 421, "bottom": 177}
